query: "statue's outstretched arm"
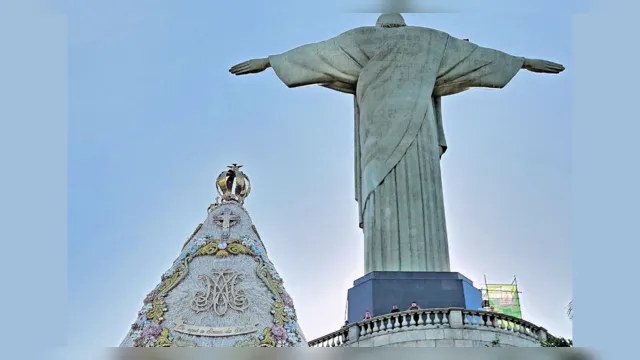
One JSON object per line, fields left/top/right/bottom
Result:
{"left": 521, "top": 58, "right": 565, "bottom": 74}
{"left": 229, "top": 58, "right": 271, "bottom": 76}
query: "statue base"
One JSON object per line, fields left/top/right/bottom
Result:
{"left": 346, "top": 271, "right": 482, "bottom": 324}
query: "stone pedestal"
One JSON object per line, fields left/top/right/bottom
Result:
{"left": 347, "top": 272, "right": 482, "bottom": 323}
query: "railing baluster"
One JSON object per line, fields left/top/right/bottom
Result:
{"left": 427, "top": 311, "right": 433, "bottom": 326}
{"left": 442, "top": 310, "right": 449, "bottom": 325}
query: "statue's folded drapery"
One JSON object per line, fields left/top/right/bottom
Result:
{"left": 269, "top": 26, "right": 523, "bottom": 273}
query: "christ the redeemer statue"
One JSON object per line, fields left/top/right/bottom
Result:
{"left": 230, "top": 13, "right": 564, "bottom": 274}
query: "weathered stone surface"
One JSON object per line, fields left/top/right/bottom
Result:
{"left": 420, "top": 339, "right": 437, "bottom": 347}
{"left": 500, "top": 334, "right": 516, "bottom": 347}
{"left": 372, "top": 334, "right": 391, "bottom": 346}
{"left": 425, "top": 328, "right": 445, "bottom": 340}
{"left": 435, "top": 339, "right": 455, "bottom": 347}
{"left": 444, "top": 329, "right": 463, "bottom": 339}
{"left": 454, "top": 339, "right": 473, "bottom": 347}
{"left": 482, "top": 330, "right": 500, "bottom": 342}
{"left": 357, "top": 338, "right": 372, "bottom": 347}
{"left": 407, "top": 330, "right": 429, "bottom": 342}
{"left": 462, "top": 329, "right": 483, "bottom": 341}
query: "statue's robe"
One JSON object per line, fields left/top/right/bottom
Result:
{"left": 268, "top": 26, "right": 524, "bottom": 273}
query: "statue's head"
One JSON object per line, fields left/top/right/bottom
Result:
{"left": 376, "top": 13, "right": 406, "bottom": 28}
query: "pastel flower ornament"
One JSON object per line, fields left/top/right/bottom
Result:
{"left": 142, "top": 324, "right": 163, "bottom": 338}
{"left": 271, "top": 326, "right": 287, "bottom": 341}
{"left": 143, "top": 290, "right": 158, "bottom": 304}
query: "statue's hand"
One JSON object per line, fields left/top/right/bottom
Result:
{"left": 523, "top": 58, "right": 565, "bottom": 74}
{"left": 229, "top": 58, "right": 271, "bottom": 75}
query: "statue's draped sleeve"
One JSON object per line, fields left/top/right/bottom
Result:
{"left": 431, "top": 36, "right": 524, "bottom": 157}
{"left": 434, "top": 36, "right": 525, "bottom": 97}
{"left": 268, "top": 31, "right": 365, "bottom": 91}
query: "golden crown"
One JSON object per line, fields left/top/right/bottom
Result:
{"left": 215, "top": 164, "right": 251, "bottom": 204}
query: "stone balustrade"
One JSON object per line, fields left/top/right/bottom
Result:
{"left": 308, "top": 327, "right": 349, "bottom": 348}
{"left": 308, "top": 308, "right": 547, "bottom": 347}
{"left": 461, "top": 309, "right": 542, "bottom": 339}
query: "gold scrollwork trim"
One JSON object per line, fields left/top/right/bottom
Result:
{"left": 144, "top": 237, "right": 296, "bottom": 347}
{"left": 231, "top": 327, "right": 276, "bottom": 348}
{"left": 146, "top": 261, "right": 189, "bottom": 322}
{"left": 194, "top": 240, "right": 252, "bottom": 258}
{"left": 256, "top": 259, "right": 290, "bottom": 327}
{"left": 155, "top": 328, "right": 173, "bottom": 347}
{"left": 258, "top": 327, "right": 276, "bottom": 347}
{"left": 155, "top": 328, "right": 197, "bottom": 347}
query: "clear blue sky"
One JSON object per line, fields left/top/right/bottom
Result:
{"left": 64, "top": 0, "right": 574, "bottom": 346}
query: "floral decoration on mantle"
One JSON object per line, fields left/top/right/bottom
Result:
{"left": 126, "top": 230, "right": 304, "bottom": 347}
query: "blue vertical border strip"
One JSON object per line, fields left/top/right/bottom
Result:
{"left": 0, "top": 2, "right": 68, "bottom": 356}
{"left": 573, "top": 0, "right": 638, "bottom": 357}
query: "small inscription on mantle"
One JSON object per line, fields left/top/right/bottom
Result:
{"left": 173, "top": 318, "right": 258, "bottom": 337}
